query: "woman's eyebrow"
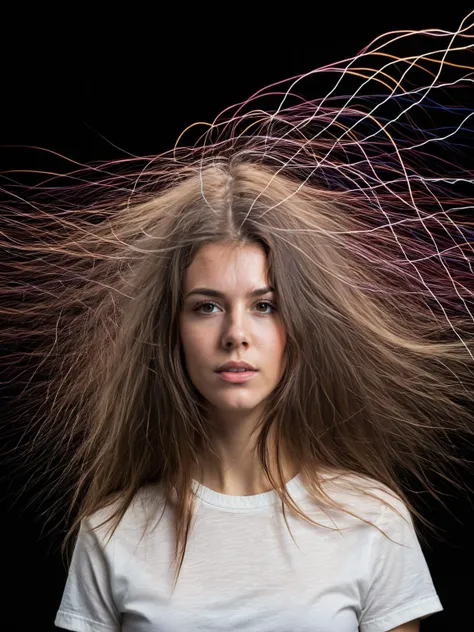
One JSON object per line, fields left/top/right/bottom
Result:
{"left": 184, "top": 285, "right": 275, "bottom": 299}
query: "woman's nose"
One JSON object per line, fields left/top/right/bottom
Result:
{"left": 221, "top": 309, "right": 250, "bottom": 349}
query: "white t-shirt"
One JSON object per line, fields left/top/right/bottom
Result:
{"left": 54, "top": 470, "right": 443, "bottom": 632}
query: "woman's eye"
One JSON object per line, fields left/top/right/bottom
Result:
{"left": 256, "top": 301, "right": 276, "bottom": 313}
{"left": 194, "top": 301, "right": 276, "bottom": 314}
{"left": 197, "top": 302, "right": 218, "bottom": 314}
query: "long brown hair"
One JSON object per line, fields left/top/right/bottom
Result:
{"left": 1, "top": 16, "right": 474, "bottom": 591}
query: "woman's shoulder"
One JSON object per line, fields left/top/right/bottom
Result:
{"left": 84, "top": 482, "right": 169, "bottom": 539}
{"left": 304, "top": 467, "right": 409, "bottom": 523}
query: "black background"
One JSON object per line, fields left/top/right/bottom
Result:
{"left": 1, "top": 6, "right": 473, "bottom": 631}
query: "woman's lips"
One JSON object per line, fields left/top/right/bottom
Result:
{"left": 216, "top": 370, "right": 258, "bottom": 383}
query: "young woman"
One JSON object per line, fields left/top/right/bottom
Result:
{"left": 1, "top": 13, "right": 474, "bottom": 632}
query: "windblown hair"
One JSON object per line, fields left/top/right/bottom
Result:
{"left": 1, "top": 14, "right": 474, "bottom": 590}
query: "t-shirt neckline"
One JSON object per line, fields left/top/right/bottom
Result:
{"left": 190, "top": 473, "right": 306, "bottom": 511}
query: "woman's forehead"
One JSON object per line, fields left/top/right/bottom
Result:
{"left": 183, "top": 243, "right": 269, "bottom": 289}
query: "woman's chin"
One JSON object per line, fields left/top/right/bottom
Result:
{"left": 207, "top": 397, "right": 263, "bottom": 413}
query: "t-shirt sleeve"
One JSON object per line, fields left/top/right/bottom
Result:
{"left": 359, "top": 497, "right": 443, "bottom": 632}
{"left": 54, "top": 517, "right": 121, "bottom": 632}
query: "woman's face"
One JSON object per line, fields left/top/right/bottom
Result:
{"left": 179, "top": 242, "right": 287, "bottom": 416}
